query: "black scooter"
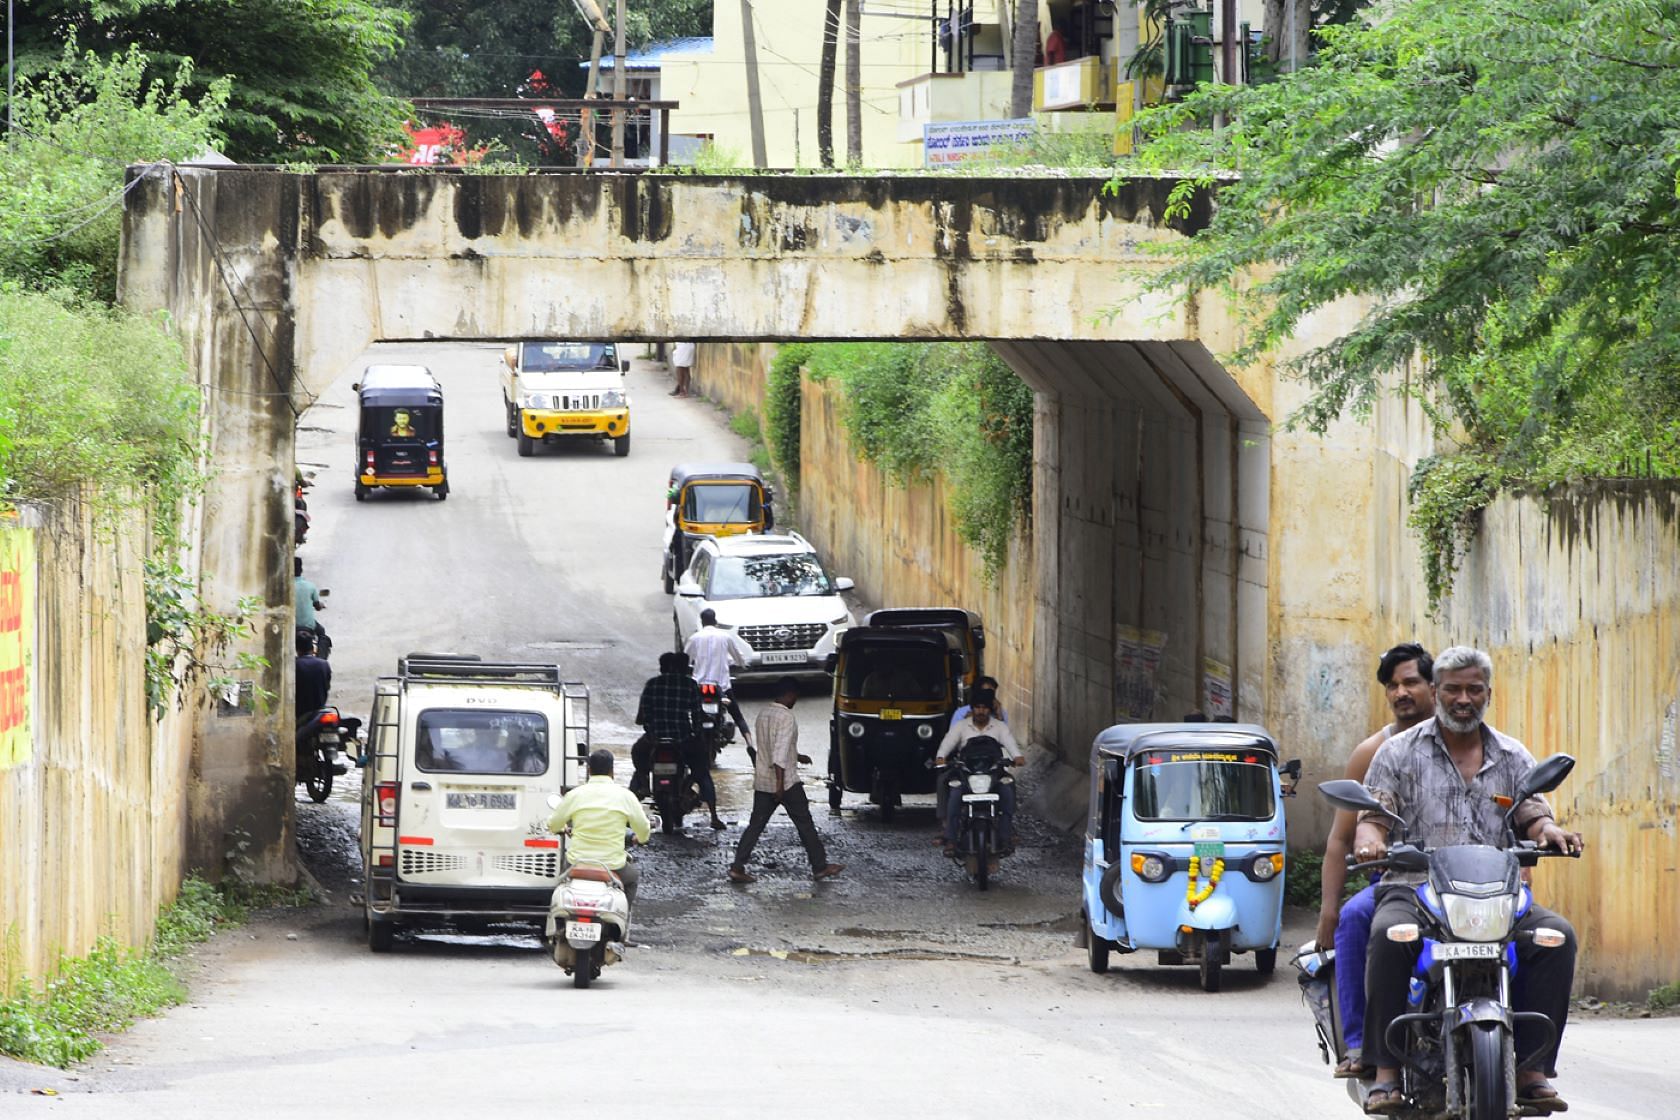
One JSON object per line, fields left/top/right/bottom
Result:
{"left": 649, "top": 737, "right": 702, "bottom": 833}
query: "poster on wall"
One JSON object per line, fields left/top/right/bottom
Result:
{"left": 1202, "top": 657, "right": 1234, "bottom": 720}
{"left": 1114, "top": 626, "right": 1168, "bottom": 720}
{"left": 0, "top": 525, "right": 35, "bottom": 769}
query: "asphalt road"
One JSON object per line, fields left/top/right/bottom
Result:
{"left": 4, "top": 343, "right": 1674, "bottom": 1116}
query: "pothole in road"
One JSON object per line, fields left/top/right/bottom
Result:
{"left": 529, "top": 639, "right": 615, "bottom": 651}
{"left": 730, "top": 945, "right": 1019, "bottom": 965}
{"left": 979, "top": 913, "right": 1083, "bottom": 934}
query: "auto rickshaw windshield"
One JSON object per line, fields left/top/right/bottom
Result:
{"left": 708, "top": 555, "right": 830, "bottom": 599}
{"left": 843, "top": 648, "right": 948, "bottom": 701}
{"left": 415, "top": 708, "right": 549, "bottom": 775}
{"left": 520, "top": 342, "right": 618, "bottom": 371}
{"left": 682, "top": 483, "right": 760, "bottom": 524}
{"left": 1131, "top": 749, "right": 1276, "bottom": 822}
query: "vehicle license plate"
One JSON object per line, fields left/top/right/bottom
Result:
{"left": 760, "top": 650, "right": 807, "bottom": 665}
{"left": 880, "top": 708, "right": 903, "bottom": 721}
{"left": 445, "top": 791, "right": 516, "bottom": 811}
{"left": 1435, "top": 942, "right": 1501, "bottom": 960}
{"left": 1194, "top": 840, "right": 1226, "bottom": 862}
{"left": 962, "top": 793, "right": 1000, "bottom": 803}
{"left": 653, "top": 763, "right": 679, "bottom": 776}
{"left": 566, "top": 920, "right": 602, "bottom": 943}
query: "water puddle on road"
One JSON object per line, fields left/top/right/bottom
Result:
{"left": 729, "top": 945, "right": 1018, "bottom": 965}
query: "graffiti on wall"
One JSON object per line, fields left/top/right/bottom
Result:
{"left": 1115, "top": 626, "right": 1168, "bottom": 720}
{"left": 0, "top": 526, "right": 34, "bottom": 768}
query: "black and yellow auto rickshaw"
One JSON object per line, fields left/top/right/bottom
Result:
{"left": 352, "top": 364, "right": 448, "bottom": 501}
{"left": 825, "top": 625, "right": 967, "bottom": 820}
{"left": 661, "top": 462, "right": 774, "bottom": 593}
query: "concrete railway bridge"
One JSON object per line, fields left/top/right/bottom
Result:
{"left": 119, "top": 169, "right": 1349, "bottom": 877}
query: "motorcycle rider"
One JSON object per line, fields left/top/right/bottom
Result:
{"left": 293, "top": 557, "right": 330, "bottom": 658}
{"left": 1355, "top": 645, "right": 1582, "bottom": 1115}
{"left": 1319, "top": 642, "right": 1434, "bottom": 1078}
{"left": 934, "top": 690, "right": 1024, "bottom": 855}
{"left": 294, "top": 629, "right": 331, "bottom": 725}
{"left": 683, "top": 607, "right": 755, "bottom": 755}
{"left": 633, "top": 651, "right": 725, "bottom": 830}
{"left": 548, "top": 749, "right": 651, "bottom": 907}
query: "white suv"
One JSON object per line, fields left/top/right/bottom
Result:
{"left": 673, "top": 533, "right": 855, "bottom": 676}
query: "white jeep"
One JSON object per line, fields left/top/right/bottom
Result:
{"left": 502, "top": 341, "right": 631, "bottom": 458}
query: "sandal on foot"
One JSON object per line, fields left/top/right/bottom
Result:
{"left": 727, "top": 867, "right": 756, "bottom": 884}
{"left": 1364, "top": 1082, "right": 1404, "bottom": 1115}
{"left": 813, "top": 863, "right": 845, "bottom": 880}
{"left": 1335, "top": 1055, "right": 1366, "bottom": 1080}
{"left": 1516, "top": 1080, "right": 1568, "bottom": 1113}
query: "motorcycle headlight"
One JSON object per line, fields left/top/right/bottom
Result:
{"left": 915, "top": 722, "right": 934, "bottom": 740}
{"left": 847, "top": 721, "right": 866, "bottom": 738}
{"left": 1441, "top": 893, "right": 1516, "bottom": 942}
{"left": 600, "top": 389, "right": 625, "bottom": 408}
{"left": 967, "top": 773, "right": 993, "bottom": 794}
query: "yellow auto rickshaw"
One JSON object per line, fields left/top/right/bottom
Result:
{"left": 864, "top": 608, "right": 985, "bottom": 691}
{"left": 661, "top": 462, "right": 774, "bottom": 593}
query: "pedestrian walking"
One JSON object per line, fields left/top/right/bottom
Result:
{"left": 728, "top": 678, "right": 844, "bottom": 883}
{"left": 670, "top": 340, "right": 696, "bottom": 397}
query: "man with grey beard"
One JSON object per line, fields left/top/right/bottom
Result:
{"left": 1353, "top": 646, "right": 1584, "bottom": 1115}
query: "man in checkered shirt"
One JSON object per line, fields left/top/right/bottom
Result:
{"left": 633, "top": 652, "right": 724, "bottom": 829}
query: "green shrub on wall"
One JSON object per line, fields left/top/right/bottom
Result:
{"left": 771, "top": 342, "right": 1033, "bottom": 576}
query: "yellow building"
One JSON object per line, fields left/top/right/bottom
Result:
{"left": 643, "top": 2, "right": 1268, "bottom": 168}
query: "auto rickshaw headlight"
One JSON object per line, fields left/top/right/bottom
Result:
{"left": 1251, "top": 852, "right": 1285, "bottom": 881}
{"left": 1131, "top": 853, "right": 1170, "bottom": 882}
{"left": 847, "top": 721, "right": 866, "bottom": 738}
{"left": 915, "top": 723, "right": 934, "bottom": 740}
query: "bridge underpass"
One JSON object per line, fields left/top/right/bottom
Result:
{"left": 120, "top": 168, "right": 1283, "bottom": 879}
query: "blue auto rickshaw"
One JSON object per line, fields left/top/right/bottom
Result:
{"left": 1081, "top": 723, "right": 1301, "bottom": 991}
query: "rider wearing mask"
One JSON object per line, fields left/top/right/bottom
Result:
{"left": 934, "top": 690, "right": 1024, "bottom": 855}
{"left": 683, "top": 608, "right": 755, "bottom": 754}
{"left": 548, "top": 749, "right": 651, "bottom": 906}
{"left": 1355, "top": 646, "right": 1582, "bottom": 1116}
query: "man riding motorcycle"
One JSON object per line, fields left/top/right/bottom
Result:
{"left": 631, "top": 651, "right": 724, "bottom": 830}
{"left": 1355, "top": 645, "right": 1583, "bottom": 1116}
{"left": 683, "top": 607, "right": 755, "bottom": 756}
{"left": 934, "top": 690, "right": 1023, "bottom": 855}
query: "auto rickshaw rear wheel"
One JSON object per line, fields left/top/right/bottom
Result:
{"left": 1085, "top": 911, "right": 1110, "bottom": 974}
{"left": 434, "top": 482, "right": 449, "bottom": 500}
{"left": 354, "top": 484, "right": 367, "bottom": 502}
{"left": 1254, "top": 947, "right": 1277, "bottom": 975}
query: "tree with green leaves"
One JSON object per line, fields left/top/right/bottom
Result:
{"left": 7, "top": 1, "right": 409, "bottom": 162}
{"left": 1128, "top": 0, "right": 1680, "bottom": 606}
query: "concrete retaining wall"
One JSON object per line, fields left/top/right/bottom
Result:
{"left": 0, "top": 505, "right": 192, "bottom": 995}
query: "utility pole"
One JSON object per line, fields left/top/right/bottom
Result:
{"left": 1222, "top": 0, "right": 1239, "bottom": 86}
{"left": 610, "top": 0, "right": 627, "bottom": 167}
{"left": 844, "top": 0, "right": 862, "bottom": 166}
{"left": 739, "top": 0, "right": 768, "bottom": 168}
{"left": 571, "top": 0, "right": 613, "bottom": 166}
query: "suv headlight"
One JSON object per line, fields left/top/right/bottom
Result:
{"left": 600, "top": 389, "right": 625, "bottom": 408}
{"left": 1441, "top": 893, "right": 1515, "bottom": 942}
{"left": 517, "top": 392, "right": 545, "bottom": 409}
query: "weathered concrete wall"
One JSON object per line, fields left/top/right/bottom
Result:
{"left": 1385, "top": 484, "right": 1680, "bottom": 1000}
{"left": 0, "top": 505, "right": 191, "bottom": 995}
{"left": 120, "top": 169, "right": 298, "bottom": 883}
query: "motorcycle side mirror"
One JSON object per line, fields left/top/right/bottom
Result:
{"left": 1505, "top": 753, "right": 1575, "bottom": 830}
{"left": 620, "top": 360, "right": 630, "bottom": 373}
{"left": 1318, "top": 779, "right": 1383, "bottom": 814}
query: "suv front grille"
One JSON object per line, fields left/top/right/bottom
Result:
{"left": 738, "top": 623, "right": 826, "bottom": 651}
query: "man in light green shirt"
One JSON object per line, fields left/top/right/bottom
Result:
{"left": 548, "top": 749, "right": 651, "bottom": 905}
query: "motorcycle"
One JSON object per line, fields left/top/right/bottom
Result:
{"left": 295, "top": 706, "right": 359, "bottom": 803}
{"left": 295, "top": 475, "right": 312, "bottom": 545}
{"left": 545, "top": 861, "right": 632, "bottom": 989}
{"left": 649, "top": 736, "right": 702, "bottom": 834}
{"left": 1314, "top": 754, "right": 1579, "bottom": 1120}
{"left": 944, "top": 736, "right": 1013, "bottom": 891}
{"left": 697, "top": 682, "right": 735, "bottom": 757}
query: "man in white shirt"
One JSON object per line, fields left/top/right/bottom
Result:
{"left": 670, "top": 340, "right": 696, "bottom": 397}
{"left": 727, "top": 678, "right": 844, "bottom": 884}
{"left": 683, "top": 608, "right": 755, "bottom": 752}
{"left": 935, "top": 690, "right": 1025, "bottom": 854}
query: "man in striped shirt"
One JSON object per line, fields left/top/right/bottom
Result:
{"left": 728, "top": 678, "right": 844, "bottom": 884}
